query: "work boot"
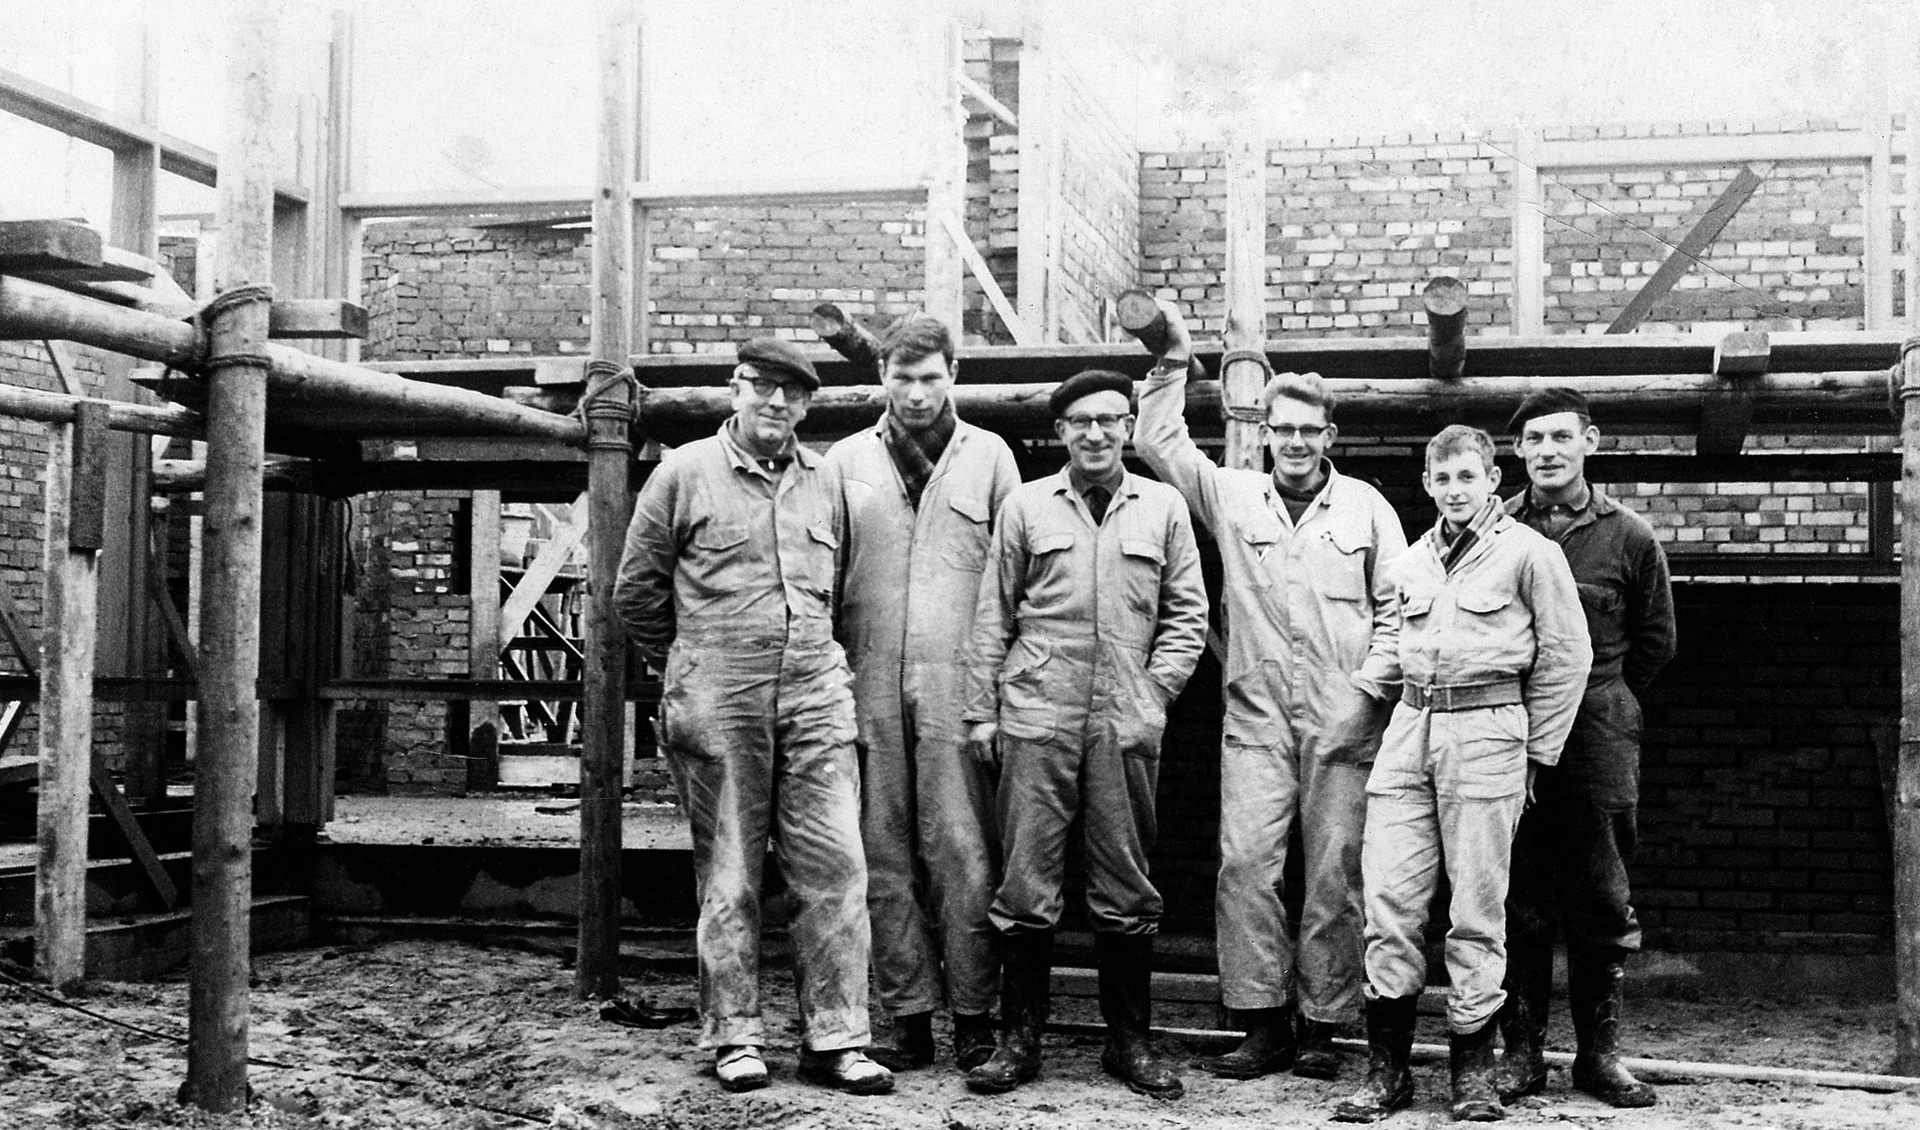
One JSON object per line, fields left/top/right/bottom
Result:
{"left": 864, "top": 1010, "right": 935, "bottom": 1072}
{"left": 1494, "top": 946, "right": 1552, "bottom": 1101}
{"left": 1332, "top": 994, "right": 1418, "bottom": 1123}
{"left": 952, "top": 1011, "right": 998, "bottom": 1071}
{"left": 966, "top": 930, "right": 1052, "bottom": 1094}
{"left": 1203, "top": 1007, "right": 1294, "bottom": 1079}
{"left": 1294, "top": 1014, "right": 1344, "bottom": 1080}
{"left": 1095, "top": 932, "right": 1183, "bottom": 1099}
{"left": 1568, "top": 948, "right": 1657, "bottom": 1108}
{"left": 1448, "top": 1022, "right": 1506, "bottom": 1121}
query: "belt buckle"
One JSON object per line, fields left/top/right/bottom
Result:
{"left": 1429, "top": 683, "right": 1450, "bottom": 711}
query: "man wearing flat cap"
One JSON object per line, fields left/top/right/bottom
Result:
{"left": 961, "top": 369, "right": 1208, "bottom": 1100}
{"left": 1495, "top": 387, "right": 1675, "bottom": 1110}
{"left": 614, "top": 336, "right": 891, "bottom": 1096}
{"left": 826, "top": 313, "right": 1020, "bottom": 1074}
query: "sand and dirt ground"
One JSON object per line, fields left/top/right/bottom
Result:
{"left": 2, "top": 933, "right": 1916, "bottom": 1130}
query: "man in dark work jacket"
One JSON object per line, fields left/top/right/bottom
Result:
{"left": 1497, "top": 387, "right": 1676, "bottom": 1109}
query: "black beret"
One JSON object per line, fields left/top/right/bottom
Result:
{"left": 1048, "top": 369, "right": 1136, "bottom": 418}
{"left": 1507, "top": 386, "right": 1591, "bottom": 433}
{"left": 737, "top": 337, "right": 820, "bottom": 391}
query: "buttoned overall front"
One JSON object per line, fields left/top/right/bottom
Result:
{"left": 1503, "top": 487, "right": 1675, "bottom": 979}
{"left": 1351, "top": 512, "right": 1591, "bottom": 1033}
{"left": 1135, "top": 367, "right": 1405, "bottom": 1021}
{"left": 964, "top": 470, "right": 1208, "bottom": 936}
{"left": 829, "top": 420, "right": 1021, "bottom": 1019}
{"left": 614, "top": 425, "right": 871, "bottom": 1052}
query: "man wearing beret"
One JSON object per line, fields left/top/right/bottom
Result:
{"left": 1133, "top": 298, "right": 1406, "bottom": 1081}
{"left": 961, "top": 370, "right": 1208, "bottom": 1099}
{"left": 826, "top": 313, "right": 1021, "bottom": 1074}
{"left": 614, "top": 337, "right": 890, "bottom": 1096}
{"left": 1496, "top": 388, "right": 1675, "bottom": 1109}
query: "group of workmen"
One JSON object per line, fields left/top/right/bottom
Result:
{"left": 612, "top": 296, "right": 1675, "bottom": 1122}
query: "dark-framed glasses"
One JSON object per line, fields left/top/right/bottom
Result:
{"left": 1062, "top": 412, "right": 1132, "bottom": 433}
{"left": 1266, "top": 424, "right": 1331, "bottom": 441}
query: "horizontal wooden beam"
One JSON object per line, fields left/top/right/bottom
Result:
{"left": 0, "top": 381, "right": 202, "bottom": 437}
{"left": 0, "top": 67, "right": 308, "bottom": 205}
{"left": 958, "top": 73, "right": 1018, "bottom": 128}
{"left": 1536, "top": 129, "right": 1876, "bottom": 169}
{"left": 360, "top": 356, "right": 587, "bottom": 393}
{"left": 338, "top": 186, "right": 593, "bottom": 218}
{"left": 268, "top": 299, "right": 368, "bottom": 340}
{"left": 340, "top": 177, "right": 928, "bottom": 219}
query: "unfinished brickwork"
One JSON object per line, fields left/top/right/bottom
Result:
{"left": 1048, "top": 66, "right": 1140, "bottom": 343}
{"left": 964, "top": 35, "right": 1021, "bottom": 344}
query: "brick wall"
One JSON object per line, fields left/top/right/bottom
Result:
{"left": 1143, "top": 581, "right": 1896, "bottom": 951}
{"left": 361, "top": 224, "right": 593, "bottom": 359}
{"left": 964, "top": 36, "right": 1020, "bottom": 344}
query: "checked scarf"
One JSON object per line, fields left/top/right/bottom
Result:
{"left": 1437, "top": 495, "right": 1506, "bottom": 573}
{"left": 883, "top": 401, "right": 957, "bottom": 508}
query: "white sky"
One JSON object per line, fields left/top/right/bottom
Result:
{"left": 0, "top": 0, "right": 1912, "bottom": 226}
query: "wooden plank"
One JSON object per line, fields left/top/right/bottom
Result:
{"left": 1424, "top": 277, "right": 1468, "bottom": 380}
{"left": 67, "top": 401, "right": 110, "bottom": 551}
{"left": 1015, "top": 32, "right": 1051, "bottom": 338}
{"left": 109, "top": 25, "right": 160, "bottom": 263}
{"left": 0, "top": 66, "right": 309, "bottom": 205}
{"left": 1535, "top": 130, "right": 1876, "bottom": 169}
{"left": 922, "top": 18, "right": 966, "bottom": 335}
{"left": 268, "top": 298, "right": 367, "bottom": 339}
{"left": 1867, "top": 120, "right": 1894, "bottom": 331}
{"left": 336, "top": 178, "right": 927, "bottom": 219}
{"left": 1607, "top": 166, "right": 1765, "bottom": 334}
{"left": 1221, "top": 113, "right": 1267, "bottom": 470}
{"left": 0, "top": 220, "right": 104, "bottom": 273}
{"left": 958, "top": 72, "right": 1017, "bottom": 128}
{"left": 35, "top": 420, "right": 98, "bottom": 989}
{"left": 148, "top": 542, "right": 201, "bottom": 679}
{"left": 467, "top": 491, "right": 503, "bottom": 793}
{"left": 500, "top": 494, "right": 588, "bottom": 655}
{"left": 89, "top": 761, "right": 178, "bottom": 909}
{"left": 1511, "top": 127, "right": 1544, "bottom": 334}
{"left": 1700, "top": 332, "right": 1770, "bottom": 456}
{"left": 934, "top": 209, "right": 1037, "bottom": 345}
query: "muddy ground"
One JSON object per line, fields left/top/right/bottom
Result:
{"left": 1, "top": 935, "right": 1915, "bottom": 1130}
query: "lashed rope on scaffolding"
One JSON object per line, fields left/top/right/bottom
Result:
{"left": 198, "top": 284, "right": 276, "bottom": 376}
{"left": 1219, "top": 347, "right": 1276, "bottom": 422}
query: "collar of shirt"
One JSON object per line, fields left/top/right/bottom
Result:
{"left": 1508, "top": 481, "right": 1616, "bottom": 522}
{"left": 718, "top": 420, "right": 816, "bottom": 480}
{"left": 1269, "top": 457, "right": 1338, "bottom": 510}
{"left": 1053, "top": 465, "right": 1135, "bottom": 507}
{"left": 1066, "top": 464, "right": 1127, "bottom": 498}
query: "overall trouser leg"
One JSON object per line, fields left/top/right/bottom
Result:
{"left": 909, "top": 661, "right": 1002, "bottom": 1016}
{"left": 1298, "top": 753, "right": 1369, "bottom": 1025}
{"left": 774, "top": 645, "right": 874, "bottom": 1052}
{"left": 1430, "top": 707, "right": 1528, "bottom": 1036}
{"left": 856, "top": 683, "right": 942, "bottom": 1019}
{"left": 1216, "top": 737, "right": 1301, "bottom": 1009}
{"left": 662, "top": 649, "right": 779, "bottom": 1050}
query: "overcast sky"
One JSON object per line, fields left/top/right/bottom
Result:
{"left": 0, "top": 0, "right": 1911, "bottom": 224}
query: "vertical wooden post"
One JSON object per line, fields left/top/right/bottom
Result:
{"left": 923, "top": 17, "right": 966, "bottom": 334}
{"left": 577, "top": 14, "right": 638, "bottom": 1001}
{"left": 1221, "top": 112, "right": 1268, "bottom": 471}
{"left": 185, "top": 0, "right": 280, "bottom": 1111}
{"left": 1898, "top": 337, "right": 1920, "bottom": 1076}
{"left": 33, "top": 406, "right": 106, "bottom": 988}
{"left": 1510, "top": 126, "right": 1545, "bottom": 335}
{"left": 1015, "top": 29, "right": 1051, "bottom": 341}
{"left": 467, "top": 490, "right": 503, "bottom": 792}
{"left": 1870, "top": 115, "right": 1894, "bottom": 331}
{"left": 629, "top": 21, "right": 652, "bottom": 358}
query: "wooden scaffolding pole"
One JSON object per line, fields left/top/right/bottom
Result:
{"left": 576, "top": 14, "right": 638, "bottom": 1001}
{"left": 33, "top": 403, "right": 108, "bottom": 987}
{"left": 922, "top": 17, "right": 965, "bottom": 334}
{"left": 1899, "top": 355, "right": 1920, "bottom": 1067}
{"left": 184, "top": 0, "right": 279, "bottom": 1111}
{"left": 1221, "top": 111, "right": 1267, "bottom": 470}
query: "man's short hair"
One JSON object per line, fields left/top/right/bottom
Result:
{"left": 1261, "top": 370, "right": 1337, "bottom": 420}
{"left": 878, "top": 312, "right": 955, "bottom": 371}
{"left": 1426, "top": 424, "right": 1497, "bottom": 473}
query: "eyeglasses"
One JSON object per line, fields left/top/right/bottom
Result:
{"left": 1061, "top": 413, "right": 1132, "bottom": 433}
{"left": 741, "top": 377, "right": 810, "bottom": 401}
{"left": 1265, "top": 424, "right": 1331, "bottom": 441}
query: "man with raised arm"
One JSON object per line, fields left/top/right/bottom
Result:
{"left": 1496, "top": 388, "right": 1676, "bottom": 1109}
{"left": 826, "top": 313, "right": 1021, "bottom": 1075}
{"left": 1336, "top": 425, "right": 1591, "bottom": 1124}
{"left": 1131, "top": 298, "right": 1406, "bottom": 1081}
{"left": 613, "top": 337, "right": 889, "bottom": 1096}
{"left": 961, "top": 370, "right": 1208, "bottom": 1100}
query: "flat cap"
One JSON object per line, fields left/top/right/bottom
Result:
{"left": 737, "top": 337, "right": 820, "bottom": 391}
{"left": 1048, "top": 369, "right": 1136, "bottom": 418}
{"left": 1507, "top": 386, "right": 1591, "bottom": 433}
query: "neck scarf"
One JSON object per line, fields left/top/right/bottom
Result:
{"left": 1440, "top": 496, "right": 1505, "bottom": 573}
{"left": 883, "top": 401, "right": 957, "bottom": 508}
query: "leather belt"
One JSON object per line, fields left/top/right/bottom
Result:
{"left": 1402, "top": 678, "right": 1523, "bottom": 713}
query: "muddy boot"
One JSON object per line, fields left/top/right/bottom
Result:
{"left": 1332, "top": 994, "right": 1417, "bottom": 1123}
{"left": 1095, "top": 932, "right": 1183, "bottom": 1099}
{"left": 966, "top": 930, "right": 1052, "bottom": 1094}
{"left": 1203, "top": 1007, "right": 1294, "bottom": 1079}
{"left": 952, "top": 1011, "right": 998, "bottom": 1071}
{"left": 1294, "top": 1013, "right": 1343, "bottom": 1080}
{"left": 1494, "top": 945, "right": 1552, "bottom": 1101}
{"left": 864, "top": 1010, "right": 935, "bottom": 1072}
{"left": 1449, "top": 1022, "right": 1506, "bottom": 1121}
{"left": 1568, "top": 948, "right": 1656, "bottom": 1108}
